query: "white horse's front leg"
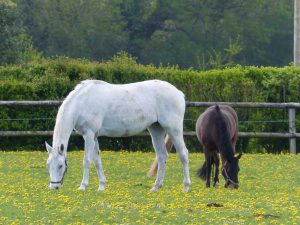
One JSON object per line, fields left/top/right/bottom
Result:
{"left": 78, "top": 133, "right": 95, "bottom": 191}
{"left": 94, "top": 138, "right": 107, "bottom": 191}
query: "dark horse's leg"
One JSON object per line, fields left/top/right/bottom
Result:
{"left": 205, "top": 152, "right": 212, "bottom": 188}
{"left": 212, "top": 152, "right": 220, "bottom": 187}
{"left": 197, "top": 150, "right": 216, "bottom": 188}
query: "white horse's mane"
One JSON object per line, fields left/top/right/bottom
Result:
{"left": 68, "top": 80, "right": 108, "bottom": 99}
{"left": 53, "top": 80, "right": 109, "bottom": 149}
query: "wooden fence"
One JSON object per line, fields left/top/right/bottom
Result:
{"left": 0, "top": 100, "right": 299, "bottom": 154}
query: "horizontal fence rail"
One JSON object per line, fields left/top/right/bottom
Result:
{"left": 0, "top": 100, "right": 62, "bottom": 106}
{"left": 1, "top": 131, "right": 300, "bottom": 138}
{"left": 1, "top": 100, "right": 300, "bottom": 108}
{"left": 0, "top": 100, "right": 299, "bottom": 153}
{"left": 185, "top": 101, "right": 300, "bottom": 108}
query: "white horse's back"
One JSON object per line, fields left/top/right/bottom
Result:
{"left": 59, "top": 80, "right": 185, "bottom": 137}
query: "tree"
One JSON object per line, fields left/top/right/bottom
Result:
{"left": 17, "top": 0, "right": 129, "bottom": 60}
{"left": 294, "top": 0, "right": 300, "bottom": 66}
{"left": 0, "top": 0, "right": 36, "bottom": 65}
{"left": 121, "top": 0, "right": 293, "bottom": 69}
{"left": 15, "top": 0, "right": 294, "bottom": 68}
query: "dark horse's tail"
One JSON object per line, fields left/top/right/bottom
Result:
{"left": 197, "top": 161, "right": 208, "bottom": 180}
{"left": 215, "top": 105, "right": 234, "bottom": 162}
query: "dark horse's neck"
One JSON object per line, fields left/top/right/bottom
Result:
{"left": 215, "top": 105, "right": 234, "bottom": 163}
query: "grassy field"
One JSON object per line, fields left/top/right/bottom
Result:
{"left": 0, "top": 151, "right": 299, "bottom": 224}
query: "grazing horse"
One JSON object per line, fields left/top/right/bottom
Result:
{"left": 45, "top": 80, "right": 191, "bottom": 192}
{"left": 196, "top": 105, "right": 241, "bottom": 189}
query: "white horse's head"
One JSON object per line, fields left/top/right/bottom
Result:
{"left": 45, "top": 142, "right": 68, "bottom": 190}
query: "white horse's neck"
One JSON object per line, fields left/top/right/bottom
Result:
{"left": 52, "top": 104, "right": 74, "bottom": 153}
{"left": 52, "top": 81, "right": 90, "bottom": 152}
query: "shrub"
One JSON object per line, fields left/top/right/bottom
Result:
{"left": 0, "top": 54, "right": 299, "bottom": 152}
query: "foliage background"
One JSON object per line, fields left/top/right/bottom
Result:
{"left": 0, "top": 0, "right": 299, "bottom": 152}
{"left": 0, "top": 54, "right": 299, "bottom": 153}
{"left": 1, "top": 0, "right": 293, "bottom": 69}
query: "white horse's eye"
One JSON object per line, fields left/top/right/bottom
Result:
{"left": 58, "top": 165, "right": 63, "bottom": 169}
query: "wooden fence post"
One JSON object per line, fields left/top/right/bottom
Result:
{"left": 288, "top": 108, "right": 297, "bottom": 154}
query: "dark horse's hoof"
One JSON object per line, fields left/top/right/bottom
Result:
{"left": 213, "top": 181, "right": 219, "bottom": 187}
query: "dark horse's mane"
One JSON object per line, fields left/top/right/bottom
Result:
{"left": 214, "top": 105, "right": 235, "bottom": 162}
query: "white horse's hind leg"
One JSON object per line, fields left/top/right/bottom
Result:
{"left": 93, "top": 137, "right": 107, "bottom": 191}
{"left": 168, "top": 132, "right": 191, "bottom": 192}
{"left": 148, "top": 124, "right": 168, "bottom": 192}
{"left": 78, "top": 132, "right": 95, "bottom": 191}
{"left": 147, "top": 134, "right": 173, "bottom": 177}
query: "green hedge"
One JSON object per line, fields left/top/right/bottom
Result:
{"left": 0, "top": 53, "right": 299, "bottom": 153}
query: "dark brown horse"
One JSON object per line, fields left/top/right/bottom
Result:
{"left": 196, "top": 105, "right": 242, "bottom": 189}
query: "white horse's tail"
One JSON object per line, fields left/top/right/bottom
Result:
{"left": 147, "top": 134, "right": 173, "bottom": 177}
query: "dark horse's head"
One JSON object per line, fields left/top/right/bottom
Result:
{"left": 222, "top": 153, "right": 242, "bottom": 189}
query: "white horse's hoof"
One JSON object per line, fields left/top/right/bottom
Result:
{"left": 78, "top": 185, "right": 86, "bottom": 191}
{"left": 98, "top": 185, "right": 105, "bottom": 191}
{"left": 183, "top": 185, "right": 190, "bottom": 192}
{"left": 150, "top": 187, "right": 158, "bottom": 192}
{"left": 214, "top": 181, "right": 219, "bottom": 188}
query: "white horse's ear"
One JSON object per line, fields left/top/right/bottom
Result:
{"left": 45, "top": 142, "right": 53, "bottom": 154}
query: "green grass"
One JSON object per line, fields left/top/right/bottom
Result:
{"left": 0, "top": 151, "right": 299, "bottom": 224}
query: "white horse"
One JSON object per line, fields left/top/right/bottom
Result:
{"left": 46, "top": 79, "right": 191, "bottom": 192}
